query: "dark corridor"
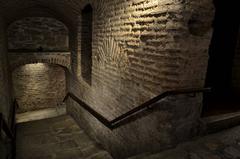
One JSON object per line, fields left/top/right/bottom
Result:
{"left": 203, "top": 0, "right": 240, "bottom": 116}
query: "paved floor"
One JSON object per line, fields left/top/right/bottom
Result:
{"left": 16, "top": 104, "right": 66, "bottom": 123}
{"left": 16, "top": 115, "right": 113, "bottom": 159}
{"left": 128, "top": 125, "right": 240, "bottom": 159}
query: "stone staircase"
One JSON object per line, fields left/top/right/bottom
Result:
{"left": 16, "top": 115, "right": 113, "bottom": 159}
{"left": 128, "top": 124, "right": 240, "bottom": 159}
{"left": 16, "top": 114, "right": 240, "bottom": 159}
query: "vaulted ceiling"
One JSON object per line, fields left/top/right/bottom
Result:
{"left": 0, "top": 0, "right": 87, "bottom": 29}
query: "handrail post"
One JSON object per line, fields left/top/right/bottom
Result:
{"left": 12, "top": 99, "right": 17, "bottom": 159}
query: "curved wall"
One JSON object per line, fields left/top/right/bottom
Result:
{"left": 7, "top": 17, "right": 69, "bottom": 51}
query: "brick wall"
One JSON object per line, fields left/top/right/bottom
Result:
{"left": 12, "top": 63, "right": 66, "bottom": 113}
{"left": 7, "top": 17, "right": 69, "bottom": 51}
{"left": 67, "top": 0, "right": 215, "bottom": 158}
{"left": 8, "top": 52, "right": 71, "bottom": 70}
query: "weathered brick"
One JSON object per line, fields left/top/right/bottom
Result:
{"left": 8, "top": 17, "right": 69, "bottom": 51}
{"left": 12, "top": 63, "right": 66, "bottom": 113}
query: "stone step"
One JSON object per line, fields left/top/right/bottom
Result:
{"left": 16, "top": 115, "right": 113, "bottom": 159}
{"left": 127, "top": 124, "right": 240, "bottom": 159}
{"left": 203, "top": 111, "right": 240, "bottom": 133}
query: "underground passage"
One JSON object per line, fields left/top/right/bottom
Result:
{"left": 1, "top": 0, "right": 240, "bottom": 159}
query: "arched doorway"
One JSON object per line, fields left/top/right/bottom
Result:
{"left": 12, "top": 63, "right": 67, "bottom": 122}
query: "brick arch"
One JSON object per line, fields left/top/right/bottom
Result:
{"left": 5, "top": 6, "right": 75, "bottom": 33}
{"left": 9, "top": 52, "right": 71, "bottom": 71}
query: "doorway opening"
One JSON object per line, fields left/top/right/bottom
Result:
{"left": 12, "top": 63, "right": 67, "bottom": 122}
{"left": 203, "top": 0, "right": 240, "bottom": 117}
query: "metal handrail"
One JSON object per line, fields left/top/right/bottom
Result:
{"left": 64, "top": 87, "right": 211, "bottom": 130}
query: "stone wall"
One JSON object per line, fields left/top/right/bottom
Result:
{"left": 232, "top": 30, "right": 240, "bottom": 92}
{"left": 0, "top": 16, "right": 13, "bottom": 159}
{"left": 67, "top": 0, "right": 215, "bottom": 158}
{"left": 12, "top": 63, "right": 66, "bottom": 113}
{"left": 0, "top": 16, "right": 13, "bottom": 121}
{"left": 7, "top": 17, "right": 69, "bottom": 51}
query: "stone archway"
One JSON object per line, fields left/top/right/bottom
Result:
{"left": 9, "top": 52, "right": 71, "bottom": 71}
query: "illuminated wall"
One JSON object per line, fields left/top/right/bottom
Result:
{"left": 68, "top": 0, "right": 215, "bottom": 158}
{"left": 12, "top": 63, "right": 66, "bottom": 113}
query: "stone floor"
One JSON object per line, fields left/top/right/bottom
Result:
{"left": 16, "top": 115, "right": 113, "bottom": 159}
{"left": 16, "top": 104, "right": 66, "bottom": 123}
{"left": 15, "top": 114, "right": 240, "bottom": 159}
{"left": 128, "top": 125, "right": 240, "bottom": 159}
